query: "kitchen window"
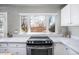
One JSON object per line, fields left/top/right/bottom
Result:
{"left": 19, "top": 13, "right": 57, "bottom": 33}
{"left": 49, "top": 16, "right": 55, "bottom": 32}
{"left": 30, "top": 16, "right": 46, "bottom": 32}
{"left": 0, "top": 12, "right": 7, "bottom": 37}
{"left": 20, "top": 16, "right": 28, "bottom": 32}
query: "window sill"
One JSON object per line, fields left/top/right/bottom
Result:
{"left": 14, "top": 32, "right": 63, "bottom": 37}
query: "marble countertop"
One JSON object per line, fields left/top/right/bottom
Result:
{"left": 0, "top": 37, "right": 30, "bottom": 43}
{"left": 0, "top": 37, "right": 67, "bottom": 43}
{"left": 49, "top": 37, "right": 69, "bottom": 43}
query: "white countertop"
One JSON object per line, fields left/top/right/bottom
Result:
{"left": 0, "top": 37, "right": 30, "bottom": 43}
{"left": 0, "top": 37, "right": 67, "bottom": 43}
{"left": 49, "top": 37, "right": 69, "bottom": 43}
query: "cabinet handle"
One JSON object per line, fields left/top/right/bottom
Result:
{"left": 66, "top": 48, "right": 68, "bottom": 50}
{"left": 16, "top": 45, "right": 18, "bottom": 47}
{"left": 16, "top": 52, "right": 19, "bottom": 54}
{"left": 0, "top": 45, "right": 2, "bottom": 46}
{"left": 5, "top": 49, "right": 7, "bottom": 51}
{"left": 70, "top": 22, "right": 72, "bottom": 24}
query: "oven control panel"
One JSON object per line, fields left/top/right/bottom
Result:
{"left": 26, "top": 40, "right": 53, "bottom": 45}
{"left": 26, "top": 36, "right": 53, "bottom": 45}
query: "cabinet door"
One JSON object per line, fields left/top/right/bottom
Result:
{"left": 71, "top": 5, "right": 79, "bottom": 26}
{"left": 0, "top": 43, "right": 7, "bottom": 48}
{"left": 54, "top": 43, "right": 66, "bottom": 55}
{"left": 8, "top": 43, "right": 26, "bottom": 48}
{"left": 61, "top": 5, "right": 71, "bottom": 26}
{"left": 0, "top": 48, "right": 8, "bottom": 53}
{"left": 65, "top": 46, "right": 78, "bottom": 55}
{"left": 8, "top": 48, "right": 26, "bottom": 55}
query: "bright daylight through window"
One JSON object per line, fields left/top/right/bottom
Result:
{"left": 20, "top": 14, "right": 56, "bottom": 33}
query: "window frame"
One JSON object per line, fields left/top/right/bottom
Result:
{"left": 19, "top": 13, "right": 57, "bottom": 33}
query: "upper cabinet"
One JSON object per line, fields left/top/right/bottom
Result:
{"left": 61, "top": 4, "right": 79, "bottom": 26}
{"left": 71, "top": 5, "right": 79, "bottom": 26}
{"left": 61, "top": 5, "right": 71, "bottom": 26}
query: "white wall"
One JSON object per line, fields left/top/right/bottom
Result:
{"left": 0, "top": 5, "right": 61, "bottom": 34}
{"left": 68, "top": 27, "right": 79, "bottom": 36}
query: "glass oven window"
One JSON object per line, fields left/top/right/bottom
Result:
{"left": 31, "top": 49, "right": 48, "bottom": 55}
{"left": 31, "top": 48, "right": 52, "bottom": 55}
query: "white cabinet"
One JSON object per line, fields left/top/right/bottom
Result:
{"left": 8, "top": 43, "right": 26, "bottom": 55}
{"left": 71, "top": 5, "right": 79, "bottom": 26}
{"left": 54, "top": 43, "right": 66, "bottom": 55}
{"left": 8, "top": 43, "right": 26, "bottom": 48}
{"left": 61, "top": 5, "right": 71, "bottom": 26}
{"left": 65, "top": 45, "right": 78, "bottom": 55}
{"left": 0, "top": 43, "right": 26, "bottom": 55}
{"left": 0, "top": 43, "right": 8, "bottom": 53}
{"left": 0, "top": 43, "right": 8, "bottom": 48}
{"left": 9, "top": 48, "right": 26, "bottom": 55}
{"left": 0, "top": 48, "right": 8, "bottom": 53}
{"left": 54, "top": 43, "right": 78, "bottom": 55}
{"left": 61, "top": 4, "right": 79, "bottom": 26}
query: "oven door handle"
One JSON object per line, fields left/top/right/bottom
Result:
{"left": 28, "top": 47, "right": 53, "bottom": 49}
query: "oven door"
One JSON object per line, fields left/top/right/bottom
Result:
{"left": 27, "top": 47, "right": 53, "bottom": 55}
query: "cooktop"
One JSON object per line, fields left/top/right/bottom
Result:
{"left": 26, "top": 36, "right": 53, "bottom": 45}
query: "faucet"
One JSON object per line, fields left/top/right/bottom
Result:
{"left": 68, "top": 31, "right": 71, "bottom": 38}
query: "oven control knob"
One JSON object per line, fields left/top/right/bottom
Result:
{"left": 31, "top": 41, "right": 32, "bottom": 43}
{"left": 32, "top": 41, "right": 33, "bottom": 43}
{"left": 48, "top": 41, "right": 50, "bottom": 43}
{"left": 30, "top": 41, "right": 32, "bottom": 43}
{"left": 28, "top": 41, "right": 30, "bottom": 43}
{"left": 29, "top": 41, "right": 31, "bottom": 43}
{"left": 50, "top": 41, "right": 51, "bottom": 43}
{"left": 27, "top": 41, "right": 29, "bottom": 43}
{"left": 47, "top": 41, "right": 48, "bottom": 43}
{"left": 45, "top": 41, "right": 47, "bottom": 43}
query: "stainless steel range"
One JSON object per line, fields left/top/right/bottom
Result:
{"left": 26, "top": 36, "right": 54, "bottom": 55}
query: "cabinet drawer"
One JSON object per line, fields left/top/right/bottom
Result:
{"left": 9, "top": 48, "right": 26, "bottom": 55}
{"left": 0, "top": 43, "right": 7, "bottom": 48}
{"left": 8, "top": 43, "right": 26, "bottom": 48}
{"left": 0, "top": 48, "right": 8, "bottom": 53}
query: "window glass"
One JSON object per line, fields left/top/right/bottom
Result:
{"left": 48, "top": 16, "right": 55, "bottom": 32}
{"left": 30, "top": 16, "right": 46, "bottom": 32}
{"left": 21, "top": 16, "right": 28, "bottom": 32}
{"left": 20, "top": 15, "right": 56, "bottom": 33}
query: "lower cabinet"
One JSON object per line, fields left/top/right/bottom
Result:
{"left": 0, "top": 43, "right": 8, "bottom": 54}
{"left": 8, "top": 48, "right": 26, "bottom": 55}
{"left": 64, "top": 45, "right": 78, "bottom": 55}
{"left": 0, "top": 43, "right": 26, "bottom": 55}
{"left": 54, "top": 43, "right": 78, "bottom": 55}
{"left": 54, "top": 43, "right": 66, "bottom": 55}
{"left": 0, "top": 48, "right": 8, "bottom": 53}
